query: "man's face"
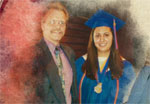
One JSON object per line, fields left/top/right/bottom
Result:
{"left": 41, "top": 9, "right": 67, "bottom": 45}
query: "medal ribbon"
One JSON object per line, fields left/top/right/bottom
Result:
{"left": 94, "top": 57, "right": 109, "bottom": 94}
{"left": 96, "top": 57, "right": 110, "bottom": 83}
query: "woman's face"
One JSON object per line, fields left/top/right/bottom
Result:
{"left": 93, "top": 26, "right": 113, "bottom": 56}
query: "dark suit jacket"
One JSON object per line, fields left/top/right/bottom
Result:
{"left": 33, "top": 39, "right": 78, "bottom": 104}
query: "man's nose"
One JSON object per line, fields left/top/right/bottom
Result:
{"left": 55, "top": 24, "right": 61, "bottom": 29}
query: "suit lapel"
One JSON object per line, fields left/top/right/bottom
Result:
{"left": 40, "top": 39, "right": 66, "bottom": 103}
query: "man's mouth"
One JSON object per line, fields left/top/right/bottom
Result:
{"left": 51, "top": 30, "right": 62, "bottom": 34}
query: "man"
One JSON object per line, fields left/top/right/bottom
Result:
{"left": 33, "top": 1, "right": 78, "bottom": 104}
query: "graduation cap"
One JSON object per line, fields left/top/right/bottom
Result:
{"left": 85, "top": 9, "right": 125, "bottom": 49}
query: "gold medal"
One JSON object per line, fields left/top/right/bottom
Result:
{"left": 94, "top": 83, "right": 102, "bottom": 94}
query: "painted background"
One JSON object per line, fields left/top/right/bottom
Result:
{"left": 0, "top": 0, "right": 150, "bottom": 103}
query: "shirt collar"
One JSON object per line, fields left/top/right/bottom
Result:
{"left": 44, "top": 38, "right": 62, "bottom": 53}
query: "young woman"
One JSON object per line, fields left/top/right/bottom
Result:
{"left": 75, "top": 10, "right": 135, "bottom": 104}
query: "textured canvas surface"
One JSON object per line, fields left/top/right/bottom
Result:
{"left": 0, "top": 0, "right": 150, "bottom": 103}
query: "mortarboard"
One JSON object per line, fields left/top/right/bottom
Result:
{"left": 85, "top": 9, "right": 125, "bottom": 49}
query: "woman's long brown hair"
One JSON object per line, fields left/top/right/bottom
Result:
{"left": 82, "top": 28, "right": 123, "bottom": 80}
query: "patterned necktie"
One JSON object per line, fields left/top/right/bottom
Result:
{"left": 54, "top": 47, "right": 66, "bottom": 98}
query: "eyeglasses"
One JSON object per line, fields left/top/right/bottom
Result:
{"left": 49, "top": 20, "right": 66, "bottom": 26}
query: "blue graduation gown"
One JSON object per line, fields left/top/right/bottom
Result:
{"left": 75, "top": 56, "right": 135, "bottom": 104}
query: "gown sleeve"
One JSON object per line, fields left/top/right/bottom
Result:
{"left": 118, "top": 60, "right": 135, "bottom": 103}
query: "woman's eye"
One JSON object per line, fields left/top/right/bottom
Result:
{"left": 104, "top": 33, "right": 109, "bottom": 37}
{"left": 95, "top": 34, "right": 100, "bottom": 37}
